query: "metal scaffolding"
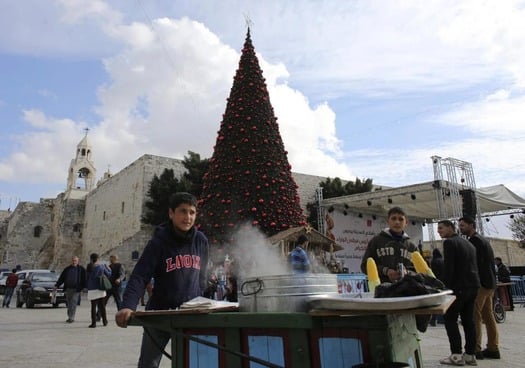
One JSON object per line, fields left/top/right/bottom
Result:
{"left": 431, "top": 155, "right": 483, "bottom": 233}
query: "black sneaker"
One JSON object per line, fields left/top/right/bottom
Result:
{"left": 474, "top": 351, "right": 484, "bottom": 360}
{"left": 482, "top": 349, "right": 500, "bottom": 359}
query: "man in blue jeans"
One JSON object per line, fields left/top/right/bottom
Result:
{"left": 2, "top": 269, "right": 18, "bottom": 308}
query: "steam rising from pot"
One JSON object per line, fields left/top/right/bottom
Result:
{"left": 229, "top": 224, "right": 290, "bottom": 280}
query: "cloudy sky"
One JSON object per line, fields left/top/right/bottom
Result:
{"left": 1, "top": 1, "right": 524, "bottom": 235}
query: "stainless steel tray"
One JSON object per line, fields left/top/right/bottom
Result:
{"left": 307, "top": 290, "right": 453, "bottom": 311}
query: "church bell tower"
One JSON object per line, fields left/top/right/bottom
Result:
{"left": 65, "top": 129, "right": 97, "bottom": 199}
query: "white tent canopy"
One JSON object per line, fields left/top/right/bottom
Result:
{"left": 321, "top": 181, "right": 525, "bottom": 222}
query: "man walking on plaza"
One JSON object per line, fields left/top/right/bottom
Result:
{"left": 104, "top": 254, "right": 125, "bottom": 310}
{"left": 437, "top": 220, "right": 480, "bottom": 366}
{"left": 2, "top": 269, "right": 18, "bottom": 308}
{"left": 459, "top": 216, "right": 501, "bottom": 360}
{"left": 55, "top": 256, "right": 86, "bottom": 323}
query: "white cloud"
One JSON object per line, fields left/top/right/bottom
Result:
{"left": 0, "top": 110, "right": 83, "bottom": 183}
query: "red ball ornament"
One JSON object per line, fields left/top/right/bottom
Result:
{"left": 258, "top": 199, "right": 264, "bottom": 204}
{"left": 251, "top": 207, "right": 257, "bottom": 212}
{"left": 270, "top": 222, "right": 276, "bottom": 227}
{"left": 252, "top": 220, "right": 259, "bottom": 225}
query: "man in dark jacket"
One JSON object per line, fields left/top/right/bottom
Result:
{"left": 104, "top": 254, "right": 125, "bottom": 310}
{"left": 495, "top": 256, "right": 514, "bottom": 310}
{"left": 437, "top": 220, "right": 480, "bottom": 366}
{"left": 459, "top": 216, "right": 500, "bottom": 360}
{"left": 54, "top": 256, "right": 86, "bottom": 323}
{"left": 115, "top": 192, "right": 209, "bottom": 368}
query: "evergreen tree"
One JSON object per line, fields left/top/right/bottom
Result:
{"left": 198, "top": 28, "right": 304, "bottom": 246}
{"left": 142, "top": 151, "right": 210, "bottom": 226}
{"left": 142, "top": 169, "right": 181, "bottom": 225}
{"left": 508, "top": 213, "right": 525, "bottom": 243}
{"left": 180, "top": 151, "right": 209, "bottom": 198}
{"left": 306, "top": 177, "right": 375, "bottom": 229}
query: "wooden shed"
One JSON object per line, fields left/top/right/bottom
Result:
{"left": 268, "top": 225, "right": 344, "bottom": 272}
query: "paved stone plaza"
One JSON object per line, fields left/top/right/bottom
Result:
{"left": 0, "top": 294, "right": 523, "bottom": 367}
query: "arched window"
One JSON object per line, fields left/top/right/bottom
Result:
{"left": 34, "top": 226, "right": 43, "bottom": 237}
{"left": 73, "top": 223, "right": 82, "bottom": 232}
{"left": 132, "top": 251, "right": 140, "bottom": 261}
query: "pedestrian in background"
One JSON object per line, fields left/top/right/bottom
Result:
{"left": 459, "top": 216, "right": 500, "bottom": 361}
{"left": 54, "top": 256, "right": 86, "bottom": 323}
{"left": 437, "top": 219, "right": 480, "bottom": 366}
{"left": 429, "top": 248, "right": 445, "bottom": 326}
{"left": 2, "top": 269, "right": 18, "bottom": 308}
{"left": 86, "top": 253, "right": 111, "bottom": 328}
{"left": 289, "top": 234, "right": 311, "bottom": 274}
{"left": 495, "top": 257, "right": 514, "bottom": 311}
{"left": 104, "top": 254, "right": 125, "bottom": 310}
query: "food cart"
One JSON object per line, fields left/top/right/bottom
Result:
{"left": 130, "top": 292, "right": 454, "bottom": 368}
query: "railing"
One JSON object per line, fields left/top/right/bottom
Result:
{"left": 510, "top": 276, "right": 525, "bottom": 305}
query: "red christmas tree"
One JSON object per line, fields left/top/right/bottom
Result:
{"left": 198, "top": 28, "right": 305, "bottom": 248}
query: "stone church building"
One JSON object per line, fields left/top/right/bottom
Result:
{"left": 0, "top": 133, "right": 325, "bottom": 272}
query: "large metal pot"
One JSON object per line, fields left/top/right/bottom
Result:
{"left": 238, "top": 273, "right": 339, "bottom": 312}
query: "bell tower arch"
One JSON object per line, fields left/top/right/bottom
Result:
{"left": 66, "top": 129, "right": 97, "bottom": 199}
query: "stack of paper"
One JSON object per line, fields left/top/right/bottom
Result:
{"left": 179, "top": 296, "right": 239, "bottom": 310}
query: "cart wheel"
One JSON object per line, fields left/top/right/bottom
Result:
{"left": 493, "top": 301, "right": 505, "bottom": 323}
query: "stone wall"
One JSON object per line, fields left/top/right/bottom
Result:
{"left": 50, "top": 194, "right": 85, "bottom": 269}
{"left": 81, "top": 154, "right": 186, "bottom": 266}
{"left": 2, "top": 200, "right": 54, "bottom": 269}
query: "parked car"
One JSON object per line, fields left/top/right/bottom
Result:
{"left": 16, "top": 271, "right": 65, "bottom": 308}
{"left": 0, "top": 271, "right": 10, "bottom": 294}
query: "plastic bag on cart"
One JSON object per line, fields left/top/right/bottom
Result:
{"left": 374, "top": 273, "right": 446, "bottom": 333}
